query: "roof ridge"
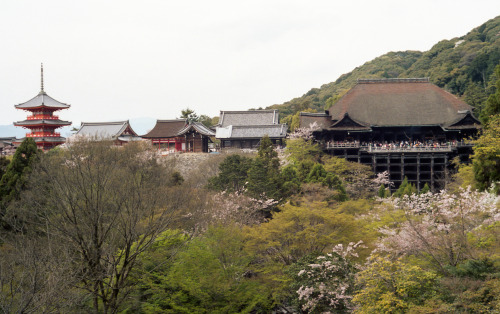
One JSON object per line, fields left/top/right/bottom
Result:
{"left": 357, "top": 78, "right": 429, "bottom": 84}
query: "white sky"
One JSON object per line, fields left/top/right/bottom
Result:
{"left": 1, "top": 0, "right": 499, "bottom": 126}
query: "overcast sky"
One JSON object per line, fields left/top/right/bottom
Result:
{"left": 1, "top": 0, "right": 499, "bottom": 127}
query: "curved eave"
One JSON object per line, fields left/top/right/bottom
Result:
{"left": 14, "top": 137, "right": 66, "bottom": 143}
{"left": 14, "top": 120, "right": 72, "bottom": 127}
{"left": 15, "top": 92, "right": 70, "bottom": 110}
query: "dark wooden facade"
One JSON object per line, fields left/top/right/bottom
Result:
{"left": 301, "top": 78, "right": 481, "bottom": 191}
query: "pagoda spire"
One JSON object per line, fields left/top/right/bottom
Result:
{"left": 40, "top": 63, "right": 45, "bottom": 94}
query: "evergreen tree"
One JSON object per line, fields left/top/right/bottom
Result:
{"left": 207, "top": 154, "right": 253, "bottom": 192}
{"left": 393, "top": 177, "right": 417, "bottom": 197}
{"left": 480, "top": 64, "right": 500, "bottom": 125}
{"left": 247, "top": 136, "right": 282, "bottom": 200}
{"left": 420, "top": 183, "right": 431, "bottom": 194}
{"left": 0, "top": 138, "right": 40, "bottom": 212}
{"left": 0, "top": 156, "right": 9, "bottom": 180}
{"left": 378, "top": 184, "right": 387, "bottom": 198}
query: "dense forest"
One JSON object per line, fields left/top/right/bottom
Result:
{"left": 271, "top": 15, "right": 500, "bottom": 129}
{"left": 0, "top": 16, "right": 500, "bottom": 314}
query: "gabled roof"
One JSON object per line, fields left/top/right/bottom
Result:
{"left": 328, "top": 78, "right": 479, "bottom": 128}
{"left": 328, "top": 113, "right": 371, "bottom": 131}
{"left": 76, "top": 121, "right": 139, "bottom": 139}
{"left": 216, "top": 124, "right": 287, "bottom": 139}
{"left": 299, "top": 112, "right": 332, "bottom": 130}
{"left": 142, "top": 119, "right": 188, "bottom": 138}
{"left": 218, "top": 110, "right": 279, "bottom": 127}
{"left": 15, "top": 91, "right": 70, "bottom": 110}
{"left": 177, "top": 122, "right": 215, "bottom": 137}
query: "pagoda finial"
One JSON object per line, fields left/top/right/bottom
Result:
{"left": 40, "top": 63, "right": 44, "bottom": 93}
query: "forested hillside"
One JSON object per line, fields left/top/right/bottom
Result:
{"left": 271, "top": 15, "right": 500, "bottom": 128}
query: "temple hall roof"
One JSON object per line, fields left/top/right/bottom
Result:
{"left": 177, "top": 122, "right": 215, "bottom": 137}
{"left": 327, "top": 78, "right": 479, "bottom": 129}
{"left": 141, "top": 119, "right": 188, "bottom": 138}
{"left": 218, "top": 110, "right": 280, "bottom": 127}
{"left": 76, "top": 121, "right": 140, "bottom": 140}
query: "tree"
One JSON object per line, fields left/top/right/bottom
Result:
{"left": 473, "top": 114, "right": 500, "bottom": 193}
{"left": 247, "top": 136, "right": 282, "bottom": 201}
{"left": 207, "top": 154, "right": 252, "bottom": 192}
{"left": 0, "top": 156, "right": 9, "bottom": 180}
{"left": 162, "top": 226, "right": 273, "bottom": 313}
{"left": 353, "top": 256, "right": 440, "bottom": 313}
{"left": 290, "top": 241, "right": 364, "bottom": 313}
{"left": 23, "top": 140, "right": 178, "bottom": 313}
{"left": 479, "top": 64, "right": 500, "bottom": 125}
{"left": 377, "top": 187, "right": 499, "bottom": 272}
{"left": 180, "top": 107, "right": 200, "bottom": 123}
{"left": 0, "top": 138, "right": 40, "bottom": 224}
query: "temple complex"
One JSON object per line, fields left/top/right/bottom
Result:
{"left": 13, "top": 65, "right": 71, "bottom": 150}
{"left": 300, "top": 78, "right": 481, "bottom": 190}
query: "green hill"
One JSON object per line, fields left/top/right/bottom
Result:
{"left": 270, "top": 15, "right": 500, "bottom": 128}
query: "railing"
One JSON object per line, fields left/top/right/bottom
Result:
{"left": 27, "top": 132, "right": 61, "bottom": 137}
{"left": 325, "top": 141, "right": 473, "bottom": 153}
{"left": 27, "top": 115, "right": 59, "bottom": 120}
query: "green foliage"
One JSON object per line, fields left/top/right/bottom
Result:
{"left": 473, "top": 114, "right": 500, "bottom": 193}
{"left": 306, "top": 164, "right": 348, "bottom": 202}
{"left": 247, "top": 136, "right": 282, "bottom": 201}
{"left": 393, "top": 176, "right": 417, "bottom": 197}
{"left": 284, "top": 138, "right": 322, "bottom": 164}
{"left": 207, "top": 154, "right": 253, "bottom": 192}
{"left": 0, "top": 138, "right": 40, "bottom": 212}
{"left": 245, "top": 203, "right": 364, "bottom": 266}
{"left": 353, "top": 256, "right": 440, "bottom": 313}
{"left": 420, "top": 183, "right": 430, "bottom": 194}
{"left": 0, "top": 156, "right": 9, "bottom": 181}
{"left": 480, "top": 64, "right": 500, "bottom": 124}
{"left": 378, "top": 184, "right": 387, "bottom": 198}
{"left": 161, "top": 226, "right": 272, "bottom": 313}
{"left": 180, "top": 107, "right": 199, "bottom": 123}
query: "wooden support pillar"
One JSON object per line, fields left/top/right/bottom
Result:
{"left": 431, "top": 154, "right": 435, "bottom": 191}
{"left": 372, "top": 154, "right": 376, "bottom": 173}
{"left": 386, "top": 154, "right": 390, "bottom": 179}
{"left": 401, "top": 154, "right": 405, "bottom": 182}
{"left": 444, "top": 155, "right": 449, "bottom": 190}
{"left": 417, "top": 153, "right": 421, "bottom": 191}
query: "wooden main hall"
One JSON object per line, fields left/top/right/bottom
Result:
{"left": 300, "top": 78, "right": 481, "bottom": 191}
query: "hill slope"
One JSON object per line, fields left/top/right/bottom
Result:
{"left": 270, "top": 15, "right": 500, "bottom": 127}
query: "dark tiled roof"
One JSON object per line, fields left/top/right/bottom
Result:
{"left": 142, "top": 119, "right": 188, "bottom": 138}
{"left": 14, "top": 119, "right": 72, "bottom": 127}
{"left": 76, "top": 121, "right": 139, "bottom": 139}
{"left": 15, "top": 91, "right": 70, "bottom": 110}
{"left": 216, "top": 124, "right": 287, "bottom": 139}
{"left": 299, "top": 112, "right": 332, "bottom": 129}
{"left": 218, "top": 110, "right": 279, "bottom": 127}
{"left": 328, "top": 78, "right": 478, "bottom": 128}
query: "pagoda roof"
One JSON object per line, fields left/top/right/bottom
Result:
{"left": 75, "top": 121, "right": 140, "bottom": 140}
{"left": 218, "top": 110, "right": 280, "bottom": 127}
{"left": 14, "top": 137, "right": 66, "bottom": 144}
{"left": 327, "top": 78, "right": 480, "bottom": 129}
{"left": 142, "top": 119, "right": 188, "bottom": 138}
{"left": 14, "top": 119, "right": 72, "bottom": 127}
{"left": 15, "top": 91, "right": 70, "bottom": 110}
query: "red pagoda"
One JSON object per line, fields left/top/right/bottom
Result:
{"left": 14, "top": 64, "right": 71, "bottom": 150}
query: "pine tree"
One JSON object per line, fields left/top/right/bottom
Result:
{"left": 0, "top": 138, "right": 40, "bottom": 207}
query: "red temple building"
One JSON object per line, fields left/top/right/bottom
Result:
{"left": 13, "top": 65, "right": 71, "bottom": 150}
